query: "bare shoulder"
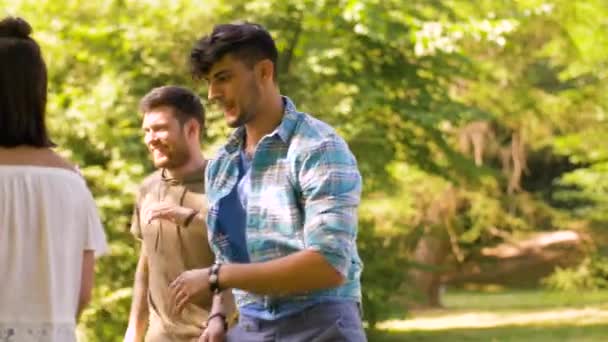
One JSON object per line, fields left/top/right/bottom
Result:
{"left": 45, "top": 151, "right": 80, "bottom": 174}
{"left": 0, "top": 147, "right": 79, "bottom": 174}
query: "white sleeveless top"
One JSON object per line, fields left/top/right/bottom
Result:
{"left": 0, "top": 166, "right": 108, "bottom": 342}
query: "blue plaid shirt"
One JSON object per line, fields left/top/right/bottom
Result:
{"left": 205, "top": 97, "right": 363, "bottom": 315}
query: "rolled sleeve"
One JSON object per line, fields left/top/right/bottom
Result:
{"left": 299, "top": 137, "right": 362, "bottom": 276}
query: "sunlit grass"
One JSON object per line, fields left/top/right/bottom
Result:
{"left": 379, "top": 307, "right": 608, "bottom": 331}
{"left": 443, "top": 288, "right": 608, "bottom": 311}
{"left": 369, "top": 289, "right": 608, "bottom": 342}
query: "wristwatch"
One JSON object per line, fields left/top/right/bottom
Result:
{"left": 208, "top": 262, "right": 222, "bottom": 294}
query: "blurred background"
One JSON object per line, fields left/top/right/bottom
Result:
{"left": 3, "top": 0, "right": 607, "bottom": 341}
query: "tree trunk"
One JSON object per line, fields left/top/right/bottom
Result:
{"left": 410, "top": 226, "right": 451, "bottom": 308}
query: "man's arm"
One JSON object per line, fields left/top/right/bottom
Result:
{"left": 199, "top": 290, "right": 232, "bottom": 342}
{"left": 220, "top": 250, "right": 342, "bottom": 295}
{"left": 124, "top": 249, "right": 149, "bottom": 342}
{"left": 225, "top": 138, "right": 361, "bottom": 294}
{"left": 142, "top": 202, "right": 205, "bottom": 227}
{"left": 171, "top": 250, "right": 341, "bottom": 312}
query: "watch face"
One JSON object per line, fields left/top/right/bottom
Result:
{"left": 209, "top": 274, "right": 218, "bottom": 285}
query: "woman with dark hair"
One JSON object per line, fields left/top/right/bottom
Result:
{"left": 0, "top": 17, "right": 108, "bottom": 342}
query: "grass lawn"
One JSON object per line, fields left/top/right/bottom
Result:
{"left": 367, "top": 289, "right": 608, "bottom": 342}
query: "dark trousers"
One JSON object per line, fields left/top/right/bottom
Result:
{"left": 227, "top": 301, "right": 367, "bottom": 342}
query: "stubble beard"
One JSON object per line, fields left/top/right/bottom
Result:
{"left": 228, "top": 79, "right": 261, "bottom": 128}
{"left": 153, "top": 137, "right": 191, "bottom": 170}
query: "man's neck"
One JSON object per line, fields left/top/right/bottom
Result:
{"left": 164, "top": 153, "right": 205, "bottom": 180}
{"left": 244, "top": 94, "right": 284, "bottom": 153}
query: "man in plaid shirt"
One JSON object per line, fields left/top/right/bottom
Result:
{"left": 170, "top": 22, "right": 366, "bottom": 342}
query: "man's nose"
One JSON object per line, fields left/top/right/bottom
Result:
{"left": 208, "top": 82, "right": 222, "bottom": 103}
{"left": 145, "top": 131, "right": 158, "bottom": 145}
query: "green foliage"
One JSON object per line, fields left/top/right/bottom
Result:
{"left": 542, "top": 254, "right": 608, "bottom": 291}
{"left": 357, "top": 218, "right": 412, "bottom": 329}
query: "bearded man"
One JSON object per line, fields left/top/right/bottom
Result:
{"left": 124, "top": 86, "right": 233, "bottom": 342}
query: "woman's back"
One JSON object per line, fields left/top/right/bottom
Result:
{"left": 0, "top": 148, "right": 108, "bottom": 341}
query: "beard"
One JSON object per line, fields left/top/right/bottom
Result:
{"left": 227, "top": 78, "right": 261, "bottom": 128}
{"left": 151, "top": 137, "right": 191, "bottom": 170}
{"left": 227, "top": 110, "right": 253, "bottom": 128}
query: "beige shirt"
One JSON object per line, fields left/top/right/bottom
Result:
{"left": 131, "top": 164, "right": 220, "bottom": 341}
{"left": 0, "top": 166, "right": 108, "bottom": 342}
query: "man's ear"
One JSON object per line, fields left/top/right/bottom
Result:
{"left": 185, "top": 119, "right": 200, "bottom": 140}
{"left": 256, "top": 59, "right": 275, "bottom": 82}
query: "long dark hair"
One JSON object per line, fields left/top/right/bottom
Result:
{"left": 0, "top": 16, "right": 54, "bottom": 147}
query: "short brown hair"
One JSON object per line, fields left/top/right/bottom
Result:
{"left": 139, "top": 85, "right": 205, "bottom": 133}
{"left": 0, "top": 17, "right": 53, "bottom": 147}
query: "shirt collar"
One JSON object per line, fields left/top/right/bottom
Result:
{"left": 224, "top": 96, "right": 300, "bottom": 154}
{"left": 161, "top": 161, "right": 206, "bottom": 185}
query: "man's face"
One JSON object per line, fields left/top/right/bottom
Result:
{"left": 206, "top": 54, "right": 261, "bottom": 128}
{"left": 142, "top": 106, "right": 190, "bottom": 169}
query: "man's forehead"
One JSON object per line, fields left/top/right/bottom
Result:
{"left": 142, "top": 106, "right": 176, "bottom": 124}
{"left": 207, "top": 54, "right": 242, "bottom": 78}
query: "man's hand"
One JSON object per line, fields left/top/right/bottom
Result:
{"left": 198, "top": 316, "right": 226, "bottom": 342}
{"left": 170, "top": 268, "right": 210, "bottom": 315}
{"left": 142, "top": 200, "right": 196, "bottom": 226}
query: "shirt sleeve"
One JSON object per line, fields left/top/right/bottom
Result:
{"left": 81, "top": 186, "right": 109, "bottom": 258}
{"left": 130, "top": 197, "right": 142, "bottom": 240}
{"left": 298, "top": 136, "right": 362, "bottom": 277}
